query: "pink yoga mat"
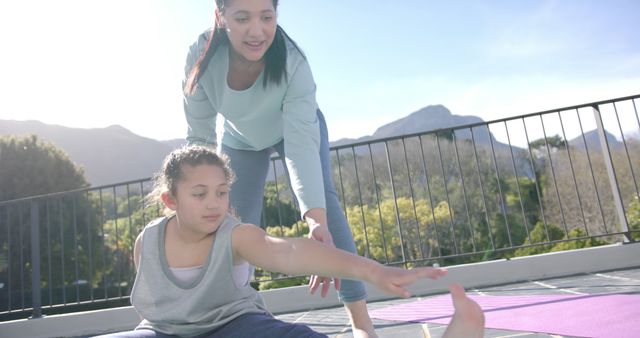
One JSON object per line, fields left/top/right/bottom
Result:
{"left": 370, "top": 294, "right": 640, "bottom": 338}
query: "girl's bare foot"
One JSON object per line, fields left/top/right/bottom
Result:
{"left": 442, "top": 284, "right": 485, "bottom": 338}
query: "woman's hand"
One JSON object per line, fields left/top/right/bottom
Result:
{"left": 307, "top": 221, "right": 341, "bottom": 297}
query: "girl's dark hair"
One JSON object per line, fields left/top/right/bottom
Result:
{"left": 184, "top": 0, "right": 304, "bottom": 95}
{"left": 147, "top": 146, "right": 235, "bottom": 215}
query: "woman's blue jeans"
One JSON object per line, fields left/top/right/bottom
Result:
{"left": 221, "top": 110, "right": 367, "bottom": 303}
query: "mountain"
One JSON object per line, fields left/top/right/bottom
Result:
{"left": 569, "top": 129, "right": 623, "bottom": 151}
{"left": 0, "top": 120, "right": 186, "bottom": 187}
{"left": 329, "top": 105, "right": 539, "bottom": 179}
{"left": 372, "top": 104, "right": 485, "bottom": 138}
{"left": 330, "top": 105, "right": 494, "bottom": 147}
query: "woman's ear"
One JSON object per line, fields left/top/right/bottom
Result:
{"left": 161, "top": 191, "right": 178, "bottom": 211}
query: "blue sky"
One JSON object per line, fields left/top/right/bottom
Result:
{"left": 0, "top": 0, "right": 638, "bottom": 142}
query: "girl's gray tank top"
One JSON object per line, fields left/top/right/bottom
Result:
{"left": 131, "top": 214, "right": 268, "bottom": 337}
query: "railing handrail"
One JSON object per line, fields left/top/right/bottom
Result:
{"left": 0, "top": 177, "right": 152, "bottom": 207}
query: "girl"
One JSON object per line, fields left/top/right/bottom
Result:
{"left": 101, "top": 146, "right": 484, "bottom": 337}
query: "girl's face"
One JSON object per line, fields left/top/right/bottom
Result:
{"left": 220, "top": 0, "right": 277, "bottom": 63}
{"left": 164, "top": 164, "right": 230, "bottom": 235}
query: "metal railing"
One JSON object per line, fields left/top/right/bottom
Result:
{"left": 1, "top": 94, "right": 638, "bottom": 321}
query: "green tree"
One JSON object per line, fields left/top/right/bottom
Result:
{"left": 529, "top": 135, "right": 566, "bottom": 150}
{"left": 550, "top": 228, "right": 608, "bottom": 252}
{"left": 345, "top": 197, "right": 451, "bottom": 264}
{"left": 627, "top": 196, "right": 640, "bottom": 241}
{"left": 0, "top": 135, "right": 98, "bottom": 309}
{"left": 0, "top": 135, "right": 88, "bottom": 202}
{"left": 513, "top": 222, "right": 608, "bottom": 257}
{"left": 260, "top": 181, "right": 299, "bottom": 228}
{"left": 513, "top": 221, "right": 565, "bottom": 256}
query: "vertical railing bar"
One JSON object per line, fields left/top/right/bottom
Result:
{"left": 259, "top": 180, "right": 268, "bottom": 233}
{"left": 435, "top": 133, "right": 459, "bottom": 254}
{"left": 384, "top": 140, "right": 407, "bottom": 264}
{"left": 335, "top": 148, "right": 349, "bottom": 218}
{"left": 612, "top": 102, "right": 640, "bottom": 200}
{"left": 112, "top": 186, "right": 121, "bottom": 298}
{"left": 86, "top": 191, "right": 94, "bottom": 302}
{"left": 46, "top": 199, "right": 53, "bottom": 308}
{"left": 126, "top": 185, "right": 135, "bottom": 285}
{"left": 351, "top": 146, "right": 371, "bottom": 258}
{"left": 368, "top": 143, "right": 389, "bottom": 263}
{"left": 260, "top": 202, "right": 267, "bottom": 231}
{"left": 557, "top": 110, "right": 589, "bottom": 235}
{"left": 418, "top": 135, "right": 442, "bottom": 258}
{"left": 0, "top": 208, "right": 3, "bottom": 311}
{"left": 59, "top": 198, "right": 66, "bottom": 307}
{"left": 7, "top": 207, "right": 12, "bottom": 312}
{"left": 488, "top": 124, "right": 513, "bottom": 247}
{"left": 634, "top": 98, "right": 640, "bottom": 129}
{"left": 19, "top": 203, "right": 25, "bottom": 310}
{"left": 470, "top": 127, "right": 495, "bottom": 251}
{"left": 271, "top": 159, "right": 285, "bottom": 235}
{"left": 269, "top": 159, "right": 283, "bottom": 280}
{"left": 99, "top": 190, "right": 107, "bottom": 301}
{"left": 522, "top": 118, "right": 548, "bottom": 241}
{"left": 453, "top": 129, "right": 477, "bottom": 252}
{"left": 138, "top": 181, "right": 147, "bottom": 284}
{"left": 73, "top": 195, "right": 80, "bottom": 303}
{"left": 592, "top": 104, "right": 631, "bottom": 241}
{"left": 631, "top": 98, "right": 640, "bottom": 200}
{"left": 504, "top": 120, "right": 531, "bottom": 241}
{"left": 540, "top": 114, "right": 569, "bottom": 236}
{"left": 29, "top": 200, "right": 42, "bottom": 318}
{"left": 140, "top": 182, "right": 146, "bottom": 230}
{"left": 401, "top": 138, "right": 425, "bottom": 260}
{"left": 575, "top": 109, "right": 608, "bottom": 234}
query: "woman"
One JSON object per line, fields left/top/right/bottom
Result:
{"left": 182, "top": 0, "right": 376, "bottom": 336}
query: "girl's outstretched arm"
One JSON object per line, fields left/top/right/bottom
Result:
{"left": 232, "top": 223, "right": 446, "bottom": 298}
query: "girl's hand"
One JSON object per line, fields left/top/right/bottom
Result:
{"left": 308, "top": 223, "right": 341, "bottom": 297}
{"left": 371, "top": 266, "right": 447, "bottom": 298}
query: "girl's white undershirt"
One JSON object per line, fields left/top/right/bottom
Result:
{"left": 169, "top": 261, "right": 250, "bottom": 288}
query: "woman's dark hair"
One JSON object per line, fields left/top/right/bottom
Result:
{"left": 184, "top": 0, "right": 304, "bottom": 95}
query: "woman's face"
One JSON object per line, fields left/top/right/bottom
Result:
{"left": 220, "top": 0, "right": 277, "bottom": 63}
